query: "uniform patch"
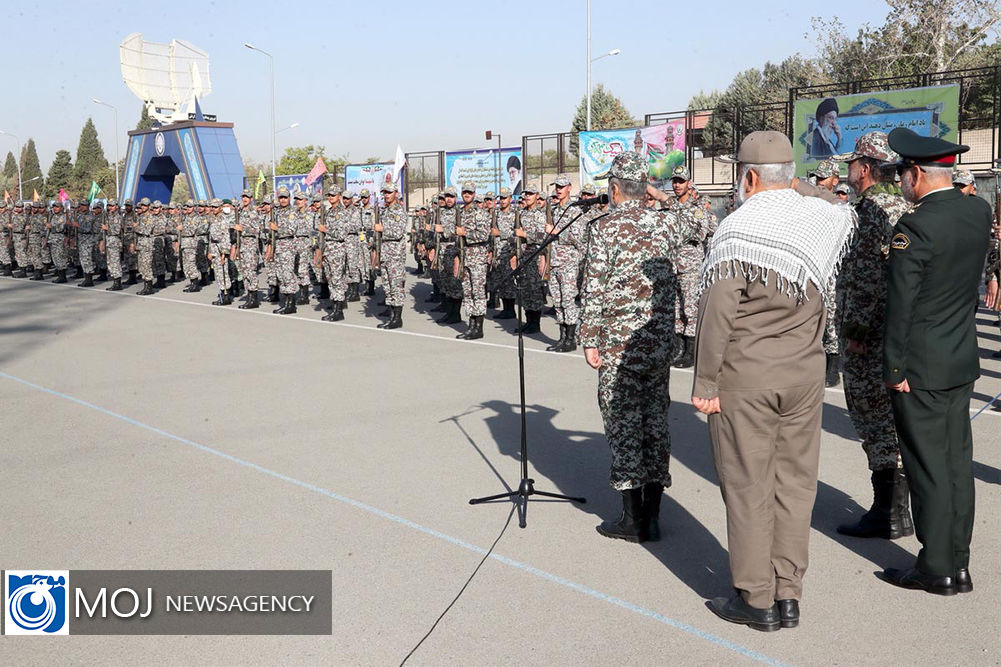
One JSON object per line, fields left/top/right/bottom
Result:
{"left": 891, "top": 233, "right": 910, "bottom": 251}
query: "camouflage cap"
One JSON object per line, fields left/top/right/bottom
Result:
{"left": 834, "top": 131, "right": 899, "bottom": 165}
{"left": 326, "top": 186, "right": 342, "bottom": 196}
{"left": 498, "top": 187, "right": 511, "bottom": 198}
{"left": 107, "top": 198, "right": 118, "bottom": 206}
{"left": 473, "top": 193, "right": 484, "bottom": 202}
{"left": 552, "top": 173, "right": 571, "bottom": 187}
{"left": 197, "top": 199, "right": 208, "bottom": 207}
{"left": 443, "top": 186, "right": 457, "bottom": 197}
{"left": 139, "top": 197, "right": 151, "bottom": 205}
{"left": 808, "top": 159, "right": 839, "bottom": 179}
{"left": 952, "top": 169, "right": 975, "bottom": 186}
{"left": 380, "top": 181, "right": 398, "bottom": 193}
{"left": 51, "top": 199, "right": 63, "bottom": 207}
{"left": 152, "top": 199, "right": 163, "bottom": 207}
{"left": 241, "top": 189, "right": 252, "bottom": 198}
{"left": 580, "top": 183, "right": 597, "bottom": 195}
{"left": 834, "top": 183, "right": 851, "bottom": 194}
{"left": 77, "top": 199, "right": 89, "bottom": 207}
{"left": 359, "top": 188, "right": 371, "bottom": 197}
{"left": 341, "top": 190, "right": 355, "bottom": 198}
{"left": 210, "top": 198, "right": 222, "bottom": 206}
{"left": 124, "top": 198, "right": 134, "bottom": 206}
{"left": 484, "top": 191, "right": 495, "bottom": 200}
{"left": 293, "top": 191, "right": 306, "bottom": 200}
{"left": 597, "top": 151, "right": 648, "bottom": 182}
{"left": 277, "top": 186, "right": 290, "bottom": 197}
{"left": 311, "top": 193, "right": 322, "bottom": 203}
{"left": 521, "top": 183, "right": 539, "bottom": 194}
{"left": 91, "top": 200, "right": 104, "bottom": 209}
{"left": 460, "top": 180, "right": 476, "bottom": 193}
{"left": 183, "top": 199, "right": 193, "bottom": 207}
{"left": 670, "top": 165, "right": 691, "bottom": 182}
{"left": 261, "top": 194, "right": 274, "bottom": 204}
{"left": 32, "top": 201, "right": 43, "bottom": 207}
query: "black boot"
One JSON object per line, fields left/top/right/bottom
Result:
{"left": 275, "top": 293, "right": 296, "bottom": 314}
{"left": 78, "top": 272, "right": 94, "bottom": 287}
{"left": 642, "top": 483, "right": 664, "bottom": 542}
{"left": 183, "top": 279, "right": 201, "bottom": 293}
{"left": 234, "top": 280, "right": 245, "bottom": 297}
{"left": 153, "top": 274, "right": 165, "bottom": 289}
{"left": 346, "top": 282, "right": 360, "bottom": 302}
{"left": 200, "top": 273, "right": 211, "bottom": 286}
{"left": 52, "top": 269, "right": 67, "bottom": 284}
{"left": 106, "top": 277, "right": 123, "bottom": 291}
{"left": 267, "top": 285, "right": 279, "bottom": 303}
{"left": 127, "top": 270, "right": 137, "bottom": 285}
{"left": 12, "top": 266, "right": 26, "bottom": 278}
{"left": 295, "top": 285, "right": 309, "bottom": 305}
{"left": 560, "top": 324, "right": 578, "bottom": 353}
{"left": 518, "top": 310, "right": 541, "bottom": 334}
{"left": 137, "top": 280, "right": 154, "bottom": 295}
{"left": 378, "top": 306, "right": 392, "bottom": 317}
{"left": 425, "top": 286, "right": 442, "bottom": 303}
{"left": 837, "top": 468, "right": 913, "bottom": 539}
{"left": 30, "top": 268, "right": 44, "bottom": 280}
{"left": 437, "top": 297, "right": 463, "bottom": 325}
{"left": 98, "top": 269, "right": 108, "bottom": 282}
{"left": 364, "top": 278, "right": 376, "bottom": 296}
{"left": 384, "top": 305, "right": 403, "bottom": 329}
{"left": 547, "top": 324, "right": 567, "bottom": 351}
{"left": 456, "top": 318, "right": 474, "bottom": 339}
{"left": 318, "top": 282, "right": 330, "bottom": 300}
{"left": 239, "top": 290, "right": 260, "bottom": 309}
{"left": 596, "top": 488, "right": 648, "bottom": 543}
{"left": 825, "top": 353, "right": 841, "bottom": 387}
{"left": 487, "top": 292, "right": 499, "bottom": 309}
{"left": 212, "top": 290, "right": 233, "bottom": 306}
{"left": 494, "top": 298, "right": 516, "bottom": 319}
{"left": 674, "top": 335, "right": 694, "bottom": 368}
{"left": 0, "top": 263, "right": 10, "bottom": 276}
{"left": 173, "top": 270, "right": 182, "bottom": 283}
{"left": 431, "top": 291, "right": 448, "bottom": 312}
{"left": 322, "top": 300, "right": 345, "bottom": 322}
{"left": 467, "top": 315, "right": 484, "bottom": 340}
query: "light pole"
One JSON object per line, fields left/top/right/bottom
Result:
{"left": 585, "top": 2, "right": 621, "bottom": 131}
{"left": 276, "top": 122, "right": 299, "bottom": 134}
{"left": 485, "top": 130, "right": 502, "bottom": 192}
{"left": 92, "top": 99, "right": 120, "bottom": 199}
{"left": 244, "top": 43, "right": 276, "bottom": 194}
{"left": 0, "top": 130, "right": 23, "bottom": 200}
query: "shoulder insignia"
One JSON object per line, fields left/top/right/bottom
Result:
{"left": 890, "top": 233, "right": 910, "bottom": 251}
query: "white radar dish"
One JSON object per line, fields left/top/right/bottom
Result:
{"left": 120, "top": 33, "right": 212, "bottom": 124}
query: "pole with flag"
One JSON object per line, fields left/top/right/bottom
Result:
{"left": 304, "top": 157, "right": 327, "bottom": 194}
{"left": 87, "top": 181, "right": 101, "bottom": 203}
{"left": 58, "top": 189, "right": 69, "bottom": 204}
{"left": 392, "top": 145, "right": 407, "bottom": 209}
{"left": 255, "top": 169, "right": 266, "bottom": 199}
{"left": 32, "top": 189, "right": 40, "bottom": 202}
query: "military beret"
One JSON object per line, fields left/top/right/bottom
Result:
{"left": 952, "top": 169, "right": 975, "bottom": 186}
{"left": 580, "top": 183, "right": 597, "bottom": 196}
{"left": 670, "top": 165, "right": 691, "bottom": 182}
{"left": 443, "top": 186, "right": 457, "bottom": 196}
{"left": 221, "top": 198, "right": 232, "bottom": 205}
{"left": 381, "top": 182, "right": 398, "bottom": 193}
{"left": 461, "top": 181, "right": 476, "bottom": 193}
{"left": 359, "top": 188, "right": 371, "bottom": 197}
{"left": 552, "top": 174, "right": 571, "bottom": 187}
{"left": 834, "top": 131, "right": 898, "bottom": 165}
{"left": 498, "top": 187, "right": 511, "bottom": 197}
{"left": 139, "top": 197, "right": 151, "bottom": 205}
{"left": 888, "top": 127, "right": 969, "bottom": 168}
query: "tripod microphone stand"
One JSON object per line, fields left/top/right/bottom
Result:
{"left": 469, "top": 203, "right": 609, "bottom": 527}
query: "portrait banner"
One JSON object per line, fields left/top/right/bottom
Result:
{"left": 579, "top": 121, "right": 686, "bottom": 186}
{"left": 443, "top": 148, "right": 523, "bottom": 197}
{"left": 344, "top": 163, "right": 403, "bottom": 201}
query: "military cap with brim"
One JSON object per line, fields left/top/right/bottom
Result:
{"left": 521, "top": 184, "right": 539, "bottom": 194}
{"left": 326, "top": 186, "right": 342, "bottom": 196}
{"left": 807, "top": 159, "right": 839, "bottom": 179}
{"left": 498, "top": 187, "right": 512, "bottom": 197}
{"left": 833, "top": 131, "right": 898, "bottom": 164}
{"left": 551, "top": 174, "right": 571, "bottom": 187}
{"left": 341, "top": 190, "right": 355, "bottom": 198}
{"left": 718, "top": 131, "right": 794, "bottom": 164}
{"left": 834, "top": 183, "right": 851, "bottom": 194}
{"left": 887, "top": 127, "right": 969, "bottom": 168}
{"left": 484, "top": 191, "right": 495, "bottom": 200}
{"left": 360, "top": 188, "right": 371, "bottom": 197}
{"left": 443, "top": 186, "right": 457, "bottom": 196}
{"left": 952, "top": 169, "right": 975, "bottom": 186}
{"left": 241, "top": 189, "right": 252, "bottom": 198}
{"left": 293, "top": 191, "right": 306, "bottom": 200}
{"left": 381, "top": 182, "right": 398, "bottom": 193}
{"left": 580, "top": 183, "right": 597, "bottom": 195}
{"left": 261, "top": 194, "right": 274, "bottom": 204}
{"left": 594, "top": 151, "right": 648, "bottom": 182}
{"left": 670, "top": 165, "right": 691, "bottom": 182}
{"left": 461, "top": 180, "right": 476, "bottom": 193}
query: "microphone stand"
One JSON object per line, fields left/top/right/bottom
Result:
{"left": 469, "top": 204, "right": 609, "bottom": 528}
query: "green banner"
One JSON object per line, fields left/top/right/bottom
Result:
{"left": 792, "top": 84, "right": 959, "bottom": 176}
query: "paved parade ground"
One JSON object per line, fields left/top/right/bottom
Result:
{"left": 0, "top": 268, "right": 998, "bottom": 665}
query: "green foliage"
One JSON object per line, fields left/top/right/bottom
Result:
{"left": 569, "top": 84, "right": 637, "bottom": 156}
{"left": 73, "top": 118, "right": 108, "bottom": 193}
{"left": 136, "top": 104, "right": 156, "bottom": 131}
{"left": 172, "top": 174, "right": 191, "bottom": 203}
{"left": 20, "top": 138, "right": 43, "bottom": 197}
{"left": 45, "top": 150, "right": 74, "bottom": 199}
{"left": 277, "top": 145, "right": 325, "bottom": 175}
{"left": 3, "top": 151, "right": 16, "bottom": 180}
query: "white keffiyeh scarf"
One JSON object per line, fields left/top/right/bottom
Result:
{"left": 700, "top": 188, "right": 856, "bottom": 305}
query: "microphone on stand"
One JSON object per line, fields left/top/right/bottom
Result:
{"left": 566, "top": 194, "right": 609, "bottom": 208}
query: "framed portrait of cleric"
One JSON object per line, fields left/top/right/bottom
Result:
{"left": 793, "top": 84, "right": 959, "bottom": 177}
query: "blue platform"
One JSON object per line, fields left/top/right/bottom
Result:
{"left": 121, "top": 121, "right": 245, "bottom": 203}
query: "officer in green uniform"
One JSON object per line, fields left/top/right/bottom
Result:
{"left": 880, "top": 127, "right": 992, "bottom": 596}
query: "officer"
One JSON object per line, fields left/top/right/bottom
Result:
{"left": 879, "top": 127, "right": 991, "bottom": 596}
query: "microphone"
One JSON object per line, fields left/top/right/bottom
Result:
{"left": 566, "top": 194, "right": 609, "bottom": 208}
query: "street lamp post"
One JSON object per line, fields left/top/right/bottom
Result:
{"left": 92, "top": 99, "right": 120, "bottom": 199}
{"left": 0, "top": 130, "right": 24, "bottom": 200}
{"left": 585, "top": 1, "right": 621, "bottom": 131}
{"left": 244, "top": 43, "right": 276, "bottom": 194}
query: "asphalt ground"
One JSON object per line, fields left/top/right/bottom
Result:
{"left": 0, "top": 266, "right": 998, "bottom": 666}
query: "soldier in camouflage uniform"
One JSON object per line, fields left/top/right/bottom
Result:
{"left": 102, "top": 199, "right": 125, "bottom": 290}
{"left": 0, "top": 202, "right": 12, "bottom": 275}
{"left": 547, "top": 174, "right": 587, "bottom": 352}
{"left": 135, "top": 197, "right": 157, "bottom": 294}
{"left": 291, "top": 192, "right": 312, "bottom": 305}
{"left": 425, "top": 193, "right": 447, "bottom": 306}
{"left": 164, "top": 202, "right": 180, "bottom": 282}
{"left": 490, "top": 187, "right": 518, "bottom": 319}
{"left": 72, "top": 201, "right": 99, "bottom": 286}
{"left": 375, "top": 181, "right": 408, "bottom": 329}
{"left": 208, "top": 198, "right": 234, "bottom": 306}
{"left": 359, "top": 189, "right": 378, "bottom": 296}
{"left": 234, "top": 191, "right": 262, "bottom": 309}
{"left": 806, "top": 159, "right": 845, "bottom": 385}
{"left": 270, "top": 188, "right": 299, "bottom": 314}
{"left": 339, "top": 191, "right": 363, "bottom": 303}
{"left": 27, "top": 202, "right": 47, "bottom": 280}
{"left": 580, "top": 152, "right": 684, "bottom": 543}
{"left": 121, "top": 199, "right": 138, "bottom": 285}
{"left": 808, "top": 158, "right": 839, "bottom": 191}
{"left": 149, "top": 200, "right": 168, "bottom": 288}
{"left": 319, "top": 187, "right": 351, "bottom": 321}
{"left": 178, "top": 201, "right": 202, "bottom": 291}
{"left": 834, "top": 132, "right": 915, "bottom": 540}
{"left": 46, "top": 200, "right": 70, "bottom": 283}
{"left": 434, "top": 186, "right": 464, "bottom": 324}
{"left": 9, "top": 202, "right": 29, "bottom": 277}
{"left": 512, "top": 185, "right": 547, "bottom": 334}
{"left": 453, "top": 181, "right": 491, "bottom": 339}
{"left": 195, "top": 200, "right": 211, "bottom": 285}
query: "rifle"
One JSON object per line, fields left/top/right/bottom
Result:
{"left": 315, "top": 205, "right": 326, "bottom": 267}
{"left": 542, "top": 196, "right": 553, "bottom": 280}
{"left": 489, "top": 205, "right": 498, "bottom": 257}
{"left": 373, "top": 200, "right": 382, "bottom": 274}
{"left": 432, "top": 203, "right": 441, "bottom": 271}
{"left": 100, "top": 205, "right": 108, "bottom": 254}
{"left": 514, "top": 208, "right": 523, "bottom": 261}
{"left": 266, "top": 207, "right": 276, "bottom": 262}
{"left": 230, "top": 206, "right": 242, "bottom": 261}
{"left": 455, "top": 204, "right": 465, "bottom": 278}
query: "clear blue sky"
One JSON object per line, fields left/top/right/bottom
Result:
{"left": 5, "top": 0, "right": 890, "bottom": 171}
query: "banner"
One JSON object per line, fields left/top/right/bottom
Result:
{"left": 343, "top": 163, "right": 404, "bottom": 199}
{"left": 579, "top": 121, "right": 686, "bottom": 186}
{"left": 793, "top": 84, "right": 959, "bottom": 176}
{"left": 444, "top": 148, "right": 523, "bottom": 196}
{"left": 274, "top": 173, "right": 323, "bottom": 196}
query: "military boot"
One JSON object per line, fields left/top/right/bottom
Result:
{"left": 378, "top": 306, "right": 392, "bottom": 317}
{"left": 547, "top": 324, "right": 567, "bottom": 351}
{"left": 322, "top": 300, "right": 344, "bottom": 322}
{"left": 0, "top": 263, "right": 10, "bottom": 276}
{"left": 364, "top": 278, "right": 376, "bottom": 296}
{"left": 494, "top": 298, "right": 516, "bottom": 319}
{"left": 127, "top": 270, "right": 137, "bottom": 285}
{"left": 12, "top": 267, "right": 26, "bottom": 278}
{"left": 238, "top": 290, "right": 260, "bottom": 309}
{"left": 183, "top": 279, "right": 201, "bottom": 293}
{"left": 892, "top": 468, "right": 915, "bottom": 538}
{"left": 267, "top": 285, "right": 279, "bottom": 303}
{"left": 825, "top": 353, "right": 841, "bottom": 387}
{"left": 437, "top": 297, "right": 463, "bottom": 325}
{"left": 276, "top": 293, "right": 297, "bottom": 314}
{"left": 72, "top": 266, "right": 84, "bottom": 279}
{"left": 642, "top": 483, "right": 665, "bottom": 542}
{"left": 106, "top": 277, "right": 123, "bottom": 291}
{"left": 78, "top": 272, "right": 94, "bottom": 287}
{"left": 456, "top": 318, "right": 475, "bottom": 339}
{"left": 52, "top": 269, "right": 68, "bottom": 284}
{"left": 137, "top": 280, "right": 154, "bottom": 295}
{"left": 487, "top": 292, "right": 499, "bottom": 310}
{"left": 173, "top": 270, "right": 182, "bottom": 283}
{"left": 518, "top": 310, "right": 541, "bottom": 334}
{"left": 560, "top": 324, "right": 578, "bottom": 353}
{"left": 467, "top": 315, "right": 484, "bottom": 340}
{"left": 385, "top": 305, "right": 403, "bottom": 330}
{"left": 425, "top": 286, "right": 442, "bottom": 303}
{"left": 212, "top": 290, "right": 233, "bottom": 306}
{"left": 837, "top": 468, "right": 913, "bottom": 539}
{"left": 98, "top": 269, "right": 109, "bottom": 282}
{"left": 346, "top": 282, "right": 360, "bottom": 302}
{"left": 674, "top": 336, "right": 694, "bottom": 368}
{"left": 30, "top": 268, "right": 44, "bottom": 280}
{"left": 154, "top": 274, "right": 166, "bottom": 289}
{"left": 596, "top": 488, "right": 648, "bottom": 543}
{"left": 272, "top": 294, "right": 286, "bottom": 314}
{"left": 295, "top": 285, "right": 309, "bottom": 305}
{"left": 234, "top": 280, "right": 245, "bottom": 297}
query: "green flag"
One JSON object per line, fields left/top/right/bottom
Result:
{"left": 87, "top": 180, "right": 101, "bottom": 203}
{"left": 255, "top": 170, "right": 266, "bottom": 199}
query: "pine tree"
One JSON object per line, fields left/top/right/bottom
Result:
{"left": 569, "top": 84, "right": 637, "bottom": 157}
{"left": 136, "top": 104, "right": 156, "bottom": 131}
{"left": 3, "top": 151, "right": 16, "bottom": 180}
{"left": 73, "top": 117, "right": 108, "bottom": 193}
{"left": 45, "top": 150, "right": 74, "bottom": 199}
{"left": 20, "top": 138, "right": 43, "bottom": 197}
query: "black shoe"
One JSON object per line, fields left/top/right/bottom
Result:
{"left": 12, "top": 268, "right": 26, "bottom": 278}
{"left": 106, "top": 277, "right": 123, "bottom": 291}
{"left": 322, "top": 300, "right": 345, "bottom": 322}
{"left": 212, "top": 290, "right": 233, "bottom": 306}
{"left": 487, "top": 293, "right": 499, "bottom": 310}
{"left": 706, "top": 595, "right": 780, "bottom": 632}
{"left": 295, "top": 285, "right": 309, "bottom": 305}
{"left": 201, "top": 273, "right": 211, "bottom": 286}
{"left": 183, "top": 279, "right": 201, "bottom": 293}
{"left": 346, "top": 282, "right": 360, "bottom": 302}
{"left": 127, "top": 270, "right": 137, "bottom": 285}
{"left": 52, "top": 269, "right": 67, "bottom": 284}
{"left": 879, "top": 567, "right": 957, "bottom": 596}
{"left": 155, "top": 275, "right": 166, "bottom": 289}
{"left": 267, "top": 285, "right": 279, "bottom": 303}
{"left": 955, "top": 568, "right": 972, "bottom": 594}
{"left": 30, "top": 269, "right": 44, "bottom": 281}
{"left": 642, "top": 482, "right": 664, "bottom": 542}
{"left": 494, "top": 298, "right": 516, "bottom": 319}
{"left": 456, "top": 319, "right": 474, "bottom": 339}
{"left": 825, "top": 353, "right": 841, "bottom": 387}
{"left": 78, "top": 273, "right": 94, "bottom": 287}
{"left": 673, "top": 335, "right": 694, "bottom": 368}
{"left": 596, "top": 488, "right": 647, "bottom": 543}
{"left": 547, "top": 324, "right": 567, "bottom": 351}
{"left": 837, "top": 468, "right": 913, "bottom": 539}
{"left": 558, "top": 324, "right": 578, "bottom": 353}
{"left": 518, "top": 310, "right": 541, "bottom": 334}
{"left": 238, "top": 290, "right": 260, "bottom": 309}
{"left": 776, "top": 599, "right": 799, "bottom": 629}
{"left": 384, "top": 305, "right": 403, "bottom": 330}
{"left": 137, "top": 280, "right": 154, "bottom": 296}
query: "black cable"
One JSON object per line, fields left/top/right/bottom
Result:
{"left": 399, "top": 503, "right": 517, "bottom": 666}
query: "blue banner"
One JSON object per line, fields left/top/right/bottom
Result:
{"left": 444, "top": 148, "right": 523, "bottom": 196}
{"left": 274, "top": 174, "right": 322, "bottom": 196}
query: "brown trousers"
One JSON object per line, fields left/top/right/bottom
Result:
{"left": 708, "top": 381, "right": 823, "bottom": 609}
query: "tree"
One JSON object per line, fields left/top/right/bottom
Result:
{"left": 74, "top": 118, "right": 108, "bottom": 193}
{"left": 3, "top": 151, "right": 16, "bottom": 180}
{"left": 569, "top": 84, "right": 637, "bottom": 156}
{"left": 20, "top": 138, "right": 43, "bottom": 198}
{"left": 136, "top": 104, "right": 156, "bottom": 131}
{"left": 45, "top": 150, "right": 74, "bottom": 199}
{"left": 277, "top": 145, "right": 326, "bottom": 175}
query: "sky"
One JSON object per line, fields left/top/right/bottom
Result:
{"left": 3, "top": 0, "right": 892, "bottom": 172}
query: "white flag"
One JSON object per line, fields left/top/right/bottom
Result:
{"left": 392, "top": 144, "right": 406, "bottom": 183}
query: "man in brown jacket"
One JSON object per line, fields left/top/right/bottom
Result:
{"left": 693, "top": 131, "right": 855, "bottom": 632}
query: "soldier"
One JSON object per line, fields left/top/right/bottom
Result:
{"left": 454, "top": 181, "right": 491, "bottom": 339}
{"left": 544, "top": 175, "right": 585, "bottom": 352}
{"left": 833, "top": 132, "right": 914, "bottom": 540}
{"left": 359, "top": 189, "right": 378, "bottom": 296}
{"left": 164, "top": 202, "right": 180, "bottom": 282}
{"left": 47, "top": 200, "right": 70, "bottom": 283}
{"left": 270, "top": 188, "right": 299, "bottom": 314}
{"left": 426, "top": 192, "right": 449, "bottom": 309}
{"left": 101, "top": 199, "right": 125, "bottom": 290}
{"left": 233, "top": 190, "right": 262, "bottom": 309}
{"left": 194, "top": 200, "right": 211, "bottom": 285}
{"left": 207, "top": 198, "right": 234, "bottom": 306}
{"left": 149, "top": 200, "right": 168, "bottom": 288}
{"left": 808, "top": 159, "right": 839, "bottom": 191}
{"left": 490, "top": 187, "right": 518, "bottom": 319}
{"left": 121, "top": 199, "right": 138, "bottom": 285}
{"left": 512, "top": 185, "right": 547, "bottom": 334}
{"left": 340, "top": 191, "right": 363, "bottom": 303}
{"left": 0, "top": 202, "right": 12, "bottom": 276}
{"left": 319, "top": 186, "right": 351, "bottom": 322}
{"left": 952, "top": 169, "right": 976, "bottom": 195}
{"left": 834, "top": 183, "right": 851, "bottom": 202}
{"left": 27, "top": 201, "right": 47, "bottom": 280}
{"left": 73, "top": 201, "right": 100, "bottom": 286}
{"left": 374, "top": 182, "right": 407, "bottom": 329}
{"left": 9, "top": 201, "right": 29, "bottom": 277}
{"left": 434, "top": 186, "right": 464, "bottom": 324}
{"left": 880, "top": 128, "right": 990, "bottom": 596}
{"left": 177, "top": 200, "right": 201, "bottom": 292}
{"left": 134, "top": 197, "right": 157, "bottom": 295}
{"left": 580, "top": 152, "right": 684, "bottom": 544}
{"left": 290, "top": 192, "right": 312, "bottom": 305}
{"left": 69, "top": 200, "right": 85, "bottom": 279}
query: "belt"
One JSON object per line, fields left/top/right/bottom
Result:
{"left": 466, "top": 241, "right": 489, "bottom": 247}
{"left": 12, "top": 231, "right": 25, "bottom": 235}
{"left": 277, "top": 235, "right": 293, "bottom": 239}
{"left": 136, "top": 233, "right": 151, "bottom": 238}
{"left": 241, "top": 235, "right": 258, "bottom": 240}
{"left": 295, "top": 235, "right": 310, "bottom": 239}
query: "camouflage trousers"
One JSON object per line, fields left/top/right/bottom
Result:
{"left": 346, "top": 239, "right": 363, "bottom": 285}
{"left": 12, "top": 233, "right": 28, "bottom": 267}
{"left": 264, "top": 248, "right": 277, "bottom": 287}
{"left": 180, "top": 239, "right": 200, "bottom": 281}
{"left": 843, "top": 344, "right": 901, "bottom": 471}
{"left": 323, "top": 240, "right": 349, "bottom": 301}
{"left": 0, "top": 230, "right": 11, "bottom": 265}
{"left": 95, "top": 237, "right": 107, "bottom": 272}
{"left": 440, "top": 243, "right": 463, "bottom": 299}
{"left": 515, "top": 245, "right": 546, "bottom": 312}
{"left": 675, "top": 269, "right": 701, "bottom": 337}
{"left": 78, "top": 234, "right": 96, "bottom": 274}
{"left": 597, "top": 359, "right": 673, "bottom": 491}
{"left": 137, "top": 236, "right": 155, "bottom": 281}
{"left": 106, "top": 237, "right": 123, "bottom": 279}
{"left": 210, "top": 243, "right": 232, "bottom": 291}
{"left": 164, "top": 235, "right": 178, "bottom": 274}
{"left": 152, "top": 237, "right": 166, "bottom": 277}
{"left": 489, "top": 242, "right": 517, "bottom": 299}
{"left": 361, "top": 239, "right": 372, "bottom": 280}
{"left": 823, "top": 288, "right": 839, "bottom": 354}
{"left": 550, "top": 248, "right": 581, "bottom": 325}
{"left": 295, "top": 238, "right": 311, "bottom": 287}
{"left": 49, "top": 234, "right": 69, "bottom": 270}
{"left": 460, "top": 246, "right": 489, "bottom": 316}
{"left": 381, "top": 240, "right": 407, "bottom": 308}
{"left": 123, "top": 236, "right": 137, "bottom": 271}
{"left": 29, "top": 233, "right": 48, "bottom": 268}
{"left": 275, "top": 238, "right": 298, "bottom": 295}
{"left": 196, "top": 238, "right": 210, "bottom": 276}
{"left": 239, "top": 238, "right": 261, "bottom": 291}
